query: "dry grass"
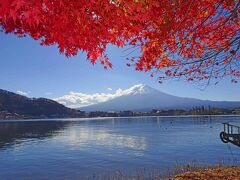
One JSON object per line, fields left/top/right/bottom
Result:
{"left": 163, "top": 166, "right": 240, "bottom": 180}
{"left": 86, "top": 161, "right": 240, "bottom": 180}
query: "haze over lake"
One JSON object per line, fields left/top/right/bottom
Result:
{"left": 0, "top": 116, "right": 239, "bottom": 179}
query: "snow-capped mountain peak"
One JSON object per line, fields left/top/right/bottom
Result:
{"left": 55, "top": 84, "right": 159, "bottom": 108}
{"left": 125, "top": 84, "right": 155, "bottom": 95}
{"left": 55, "top": 84, "right": 240, "bottom": 111}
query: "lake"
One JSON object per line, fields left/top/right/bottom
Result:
{"left": 0, "top": 116, "right": 239, "bottom": 179}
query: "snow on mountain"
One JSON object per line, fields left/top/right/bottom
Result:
{"left": 117, "top": 84, "right": 156, "bottom": 95}
{"left": 80, "top": 84, "right": 240, "bottom": 112}
{"left": 55, "top": 84, "right": 156, "bottom": 108}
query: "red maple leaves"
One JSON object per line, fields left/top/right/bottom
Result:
{"left": 0, "top": 0, "right": 239, "bottom": 83}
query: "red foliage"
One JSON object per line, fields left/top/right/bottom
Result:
{"left": 0, "top": 0, "right": 239, "bottom": 83}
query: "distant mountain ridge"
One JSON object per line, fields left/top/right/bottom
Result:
{"left": 0, "top": 89, "right": 81, "bottom": 118}
{"left": 81, "top": 84, "right": 240, "bottom": 112}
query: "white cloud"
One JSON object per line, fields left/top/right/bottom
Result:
{"left": 107, "top": 87, "right": 113, "bottom": 91}
{"left": 54, "top": 84, "right": 146, "bottom": 108}
{"left": 16, "top": 90, "right": 29, "bottom": 96}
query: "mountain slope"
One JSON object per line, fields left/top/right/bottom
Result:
{"left": 0, "top": 89, "right": 81, "bottom": 118}
{"left": 81, "top": 84, "right": 240, "bottom": 112}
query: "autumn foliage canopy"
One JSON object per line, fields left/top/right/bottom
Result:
{"left": 0, "top": 0, "right": 239, "bottom": 83}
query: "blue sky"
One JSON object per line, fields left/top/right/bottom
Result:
{"left": 0, "top": 33, "right": 240, "bottom": 103}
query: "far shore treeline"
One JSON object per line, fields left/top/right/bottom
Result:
{"left": 0, "top": 88, "right": 240, "bottom": 120}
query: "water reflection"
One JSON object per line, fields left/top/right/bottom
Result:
{"left": 0, "top": 116, "right": 239, "bottom": 179}
{"left": 0, "top": 120, "right": 147, "bottom": 152}
{"left": 56, "top": 127, "right": 147, "bottom": 151}
{"left": 0, "top": 121, "right": 69, "bottom": 149}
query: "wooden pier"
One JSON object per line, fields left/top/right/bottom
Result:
{"left": 220, "top": 123, "right": 240, "bottom": 147}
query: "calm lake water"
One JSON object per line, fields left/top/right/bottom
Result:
{"left": 0, "top": 116, "right": 239, "bottom": 179}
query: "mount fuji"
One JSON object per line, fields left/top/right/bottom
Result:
{"left": 80, "top": 84, "right": 240, "bottom": 112}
